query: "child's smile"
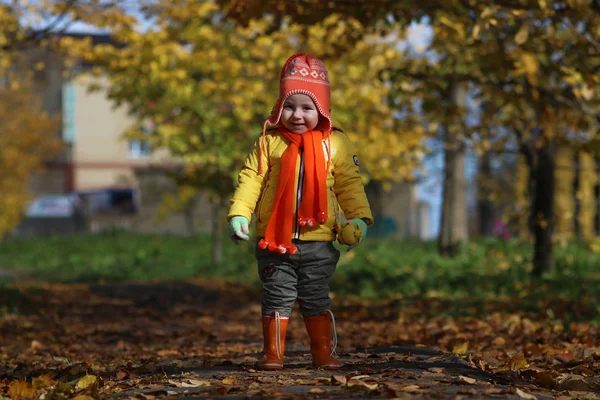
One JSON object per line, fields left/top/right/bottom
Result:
{"left": 281, "top": 94, "right": 320, "bottom": 134}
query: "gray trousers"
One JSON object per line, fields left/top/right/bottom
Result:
{"left": 256, "top": 240, "right": 340, "bottom": 317}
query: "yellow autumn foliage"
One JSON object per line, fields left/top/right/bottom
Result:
{"left": 0, "top": 83, "right": 62, "bottom": 237}
{"left": 62, "top": 4, "right": 427, "bottom": 204}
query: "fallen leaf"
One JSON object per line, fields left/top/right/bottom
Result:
{"left": 398, "top": 384, "right": 420, "bottom": 392}
{"left": 156, "top": 349, "right": 179, "bottom": 357}
{"left": 497, "top": 353, "right": 530, "bottom": 371}
{"left": 428, "top": 367, "right": 445, "bottom": 373}
{"left": 8, "top": 381, "right": 37, "bottom": 400}
{"left": 331, "top": 375, "right": 347, "bottom": 385}
{"left": 249, "top": 382, "right": 260, "bottom": 389}
{"left": 453, "top": 342, "right": 469, "bottom": 355}
{"left": 116, "top": 370, "right": 129, "bottom": 380}
{"left": 30, "top": 340, "right": 44, "bottom": 351}
{"left": 309, "top": 388, "right": 325, "bottom": 393}
{"left": 183, "top": 379, "right": 212, "bottom": 387}
{"left": 168, "top": 379, "right": 183, "bottom": 387}
{"left": 558, "top": 374, "right": 591, "bottom": 391}
{"left": 456, "top": 375, "right": 477, "bottom": 385}
{"left": 520, "top": 368, "right": 556, "bottom": 387}
{"left": 76, "top": 375, "right": 98, "bottom": 390}
{"left": 210, "top": 386, "right": 231, "bottom": 395}
{"left": 348, "top": 380, "right": 378, "bottom": 390}
{"left": 515, "top": 388, "right": 537, "bottom": 399}
{"left": 72, "top": 396, "right": 96, "bottom": 400}
{"left": 222, "top": 377, "right": 237, "bottom": 385}
{"left": 32, "top": 375, "right": 54, "bottom": 389}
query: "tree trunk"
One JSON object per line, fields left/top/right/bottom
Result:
{"left": 573, "top": 151, "right": 580, "bottom": 239}
{"left": 183, "top": 198, "right": 196, "bottom": 236}
{"left": 519, "top": 141, "right": 536, "bottom": 236}
{"left": 211, "top": 200, "right": 224, "bottom": 266}
{"left": 532, "top": 142, "right": 555, "bottom": 276}
{"left": 438, "top": 84, "right": 468, "bottom": 256}
{"left": 438, "top": 143, "right": 468, "bottom": 255}
{"left": 478, "top": 152, "right": 495, "bottom": 237}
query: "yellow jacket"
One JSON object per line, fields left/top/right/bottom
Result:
{"left": 228, "top": 128, "right": 373, "bottom": 241}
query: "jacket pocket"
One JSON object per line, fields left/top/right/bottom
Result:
{"left": 256, "top": 184, "right": 269, "bottom": 222}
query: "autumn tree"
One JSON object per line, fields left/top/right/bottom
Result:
{"left": 0, "top": 82, "right": 63, "bottom": 237}
{"left": 218, "top": 0, "right": 600, "bottom": 274}
{"left": 377, "top": 2, "right": 600, "bottom": 272}
{"left": 452, "top": 2, "right": 600, "bottom": 275}
{"left": 63, "top": 1, "right": 427, "bottom": 264}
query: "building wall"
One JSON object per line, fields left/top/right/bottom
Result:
{"left": 365, "top": 180, "right": 429, "bottom": 240}
{"left": 70, "top": 74, "right": 171, "bottom": 191}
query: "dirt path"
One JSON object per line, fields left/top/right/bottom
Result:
{"left": 1, "top": 280, "right": 597, "bottom": 399}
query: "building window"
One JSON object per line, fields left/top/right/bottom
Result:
{"left": 128, "top": 118, "right": 152, "bottom": 159}
{"left": 128, "top": 139, "right": 151, "bottom": 159}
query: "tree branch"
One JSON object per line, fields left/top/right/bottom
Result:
{"left": 1, "top": 0, "right": 78, "bottom": 51}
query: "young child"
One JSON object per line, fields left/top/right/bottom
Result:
{"left": 227, "top": 53, "right": 373, "bottom": 370}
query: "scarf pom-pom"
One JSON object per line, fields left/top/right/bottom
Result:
{"left": 268, "top": 242, "right": 279, "bottom": 252}
{"left": 258, "top": 239, "right": 269, "bottom": 250}
{"left": 288, "top": 246, "right": 298, "bottom": 255}
{"left": 306, "top": 218, "right": 316, "bottom": 228}
{"left": 276, "top": 245, "right": 287, "bottom": 254}
{"left": 317, "top": 212, "right": 327, "bottom": 224}
{"left": 298, "top": 217, "right": 307, "bottom": 227}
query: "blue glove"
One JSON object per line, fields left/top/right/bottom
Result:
{"left": 350, "top": 218, "right": 368, "bottom": 240}
{"left": 339, "top": 218, "right": 368, "bottom": 251}
{"left": 228, "top": 216, "right": 250, "bottom": 244}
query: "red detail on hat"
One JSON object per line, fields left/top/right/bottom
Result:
{"left": 266, "top": 53, "right": 331, "bottom": 133}
{"left": 258, "top": 239, "right": 268, "bottom": 249}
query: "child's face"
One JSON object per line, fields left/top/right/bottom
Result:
{"left": 281, "top": 94, "right": 320, "bottom": 134}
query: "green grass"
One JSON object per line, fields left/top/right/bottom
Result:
{"left": 0, "top": 231, "right": 258, "bottom": 282}
{"left": 1, "top": 232, "right": 599, "bottom": 320}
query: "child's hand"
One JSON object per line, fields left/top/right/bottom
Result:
{"left": 228, "top": 216, "right": 250, "bottom": 244}
{"left": 337, "top": 218, "right": 368, "bottom": 250}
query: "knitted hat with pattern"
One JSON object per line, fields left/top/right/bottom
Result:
{"left": 265, "top": 53, "right": 331, "bottom": 133}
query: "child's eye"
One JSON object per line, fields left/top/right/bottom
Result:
{"left": 304, "top": 107, "right": 314, "bottom": 111}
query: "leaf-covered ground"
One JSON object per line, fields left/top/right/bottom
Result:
{"left": 1, "top": 280, "right": 599, "bottom": 399}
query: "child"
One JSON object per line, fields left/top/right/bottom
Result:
{"left": 227, "top": 53, "right": 373, "bottom": 370}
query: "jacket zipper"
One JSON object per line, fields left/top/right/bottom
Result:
{"left": 330, "top": 187, "right": 338, "bottom": 228}
{"left": 295, "top": 150, "right": 304, "bottom": 239}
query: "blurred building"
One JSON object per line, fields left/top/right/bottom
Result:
{"left": 365, "top": 181, "right": 431, "bottom": 240}
{"left": 22, "top": 32, "right": 431, "bottom": 239}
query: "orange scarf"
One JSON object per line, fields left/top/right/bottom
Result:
{"left": 258, "top": 127, "right": 330, "bottom": 254}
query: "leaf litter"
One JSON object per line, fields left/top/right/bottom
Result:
{"left": 1, "top": 280, "right": 599, "bottom": 398}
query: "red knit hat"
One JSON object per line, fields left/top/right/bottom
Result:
{"left": 265, "top": 53, "right": 332, "bottom": 133}
{"left": 258, "top": 53, "right": 332, "bottom": 175}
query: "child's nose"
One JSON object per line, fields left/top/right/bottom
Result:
{"left": 293, "top": 108, "right": 303, "bottom": 118}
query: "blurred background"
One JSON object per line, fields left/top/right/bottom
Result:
{"left": 1, "top": 0, "right": 600, "bottom": 313}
